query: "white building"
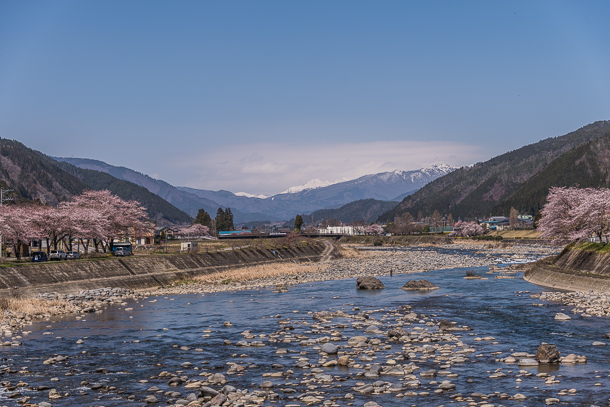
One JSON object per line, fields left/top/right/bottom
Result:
{"left": 317, "top": 226, "right": 364, "bottom": 235}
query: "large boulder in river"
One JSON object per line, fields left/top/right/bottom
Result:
{"left": 536, "top": 343, "right": 560, "bottom": 363}
{"left": 356, "top": 277, "right": 385, "bottom": 290}
{"left": 401, "top": 279, "right": 439, "bottom": 291}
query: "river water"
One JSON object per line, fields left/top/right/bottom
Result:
{"left": 1, "top": 246, "right": 609, "bottom": 407}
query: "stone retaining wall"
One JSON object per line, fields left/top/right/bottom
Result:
{"left": 525, "top": 248, "right": 610, "bottom": 292}
{"left": 0, "top": 243, "right": 334, "bottom": 296}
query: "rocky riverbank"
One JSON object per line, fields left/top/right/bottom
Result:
{"left": 534, "top": 290, "right": 610, "bottom": 319}
{"left": 0, "top": 244, "right": 559, "bottom": 336}
{"left": 144, "top": 244, "right": 558, "bottom": 297}
{"left": 0, "top": 288, "right": 145, "bottom": 335}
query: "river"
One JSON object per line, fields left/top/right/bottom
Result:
{"left": 1, "top": 246, "right": 608, "bottom": 406}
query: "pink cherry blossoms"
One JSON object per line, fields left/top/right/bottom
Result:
{"left": 449, "top": 221, "right": 485, "bottom": 237}
{"left": 538, "top": 187, "right": 610, "bottom": 242}
{"left": 0, "top": 190, "right": 152, "bottom": 257}
{"left": 180, "top": 224, "right": 210, "bottom": 238}
{"left": 363, "top": 224, "right": 384, "bottom": 235}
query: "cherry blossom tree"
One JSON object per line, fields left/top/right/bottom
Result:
{"left": 0, "top": 205, "right": 39, "bottom": 259}
{"left": 364, "top": 224, "right": 384, "bottom": 235}
{"left": 538, "top": 187, "right": 610, "bottom": 242}
{"left": 67, "top": 190, "right": 151, "bottom": 252}
{"left": 449, "top": 221, "right": 485, "bottom": 237}
{"left": 180, "top": 224, "right": 210, "bottom": 238}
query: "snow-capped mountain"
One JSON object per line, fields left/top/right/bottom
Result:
{"left": 267, "top": 164, "right": 456, "bottom": 215}
{"left": 235, "top": 192, "right": 270, "bottom": 199}
{"left": 280, "top": 179, "right": 334, "bottom": 194}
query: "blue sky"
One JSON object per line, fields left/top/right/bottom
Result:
{"left": 1, "top": 1, "right": 609, "bottom": 194}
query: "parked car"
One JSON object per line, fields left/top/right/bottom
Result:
{"left": 114, "top": 248, "right": 126, "bottom": 256}
{"left": 49, "top": 250, "right": 67, "bottom": 261}
{"left": 66, "top": 251, "right": 81, "bottom": 260}
{"left": 31, "top": 251, "right": 48, "bottom": 262}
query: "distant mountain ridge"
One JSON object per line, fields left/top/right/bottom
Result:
{"left": 378, "top": 120, "right": 610, "bottom": 222}
{"left": 59, "top": 156, "right": 452, "bottom": 221}
{"left": 177, "top": 164, "right": 455, "bottom": 219}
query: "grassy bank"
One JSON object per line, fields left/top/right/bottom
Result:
{"left": 567, "top": 241, "right": 610, "bottom": 254}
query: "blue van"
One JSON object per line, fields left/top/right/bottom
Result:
{"left": 31, "top": 251, "right": 48, "bottom": 262}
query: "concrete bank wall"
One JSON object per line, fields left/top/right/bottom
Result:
{"left": 0, "top": 243, "right": 334, "bottom": 296}
{"left": 524, "top": 248, "right": 610, "bottom": 292}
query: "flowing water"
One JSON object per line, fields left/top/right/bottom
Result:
{"left": 1, "top": 246, "right": 609, "bottom": 406}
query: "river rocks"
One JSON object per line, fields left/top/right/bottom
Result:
{"left": 347, "top": 336, "right": 368, "bottom": 346}
{"left": 260, "top": 381, "right": 273, "bottom": 388}
{"left": 438, "top": 380, "right": 455, "bottom": 390}
{"left": 387, "top": 327, "right": 408, "bottom": 338}
{"left": 320, "top": 342, "right": 339, "bottom": 354}
{"left": 401, "top": 279, "right": 439, "bottom": 291}
{"left": 554, "top": 312, "right": 571, "bottom": 321}
{"left": 536, "top": 343, "right": 560, "bottom": 363}
{"left": 518, "top": 358, "right": 539, "bottom": 366}
{"left": 209, "top": 393, "right": 227, "bottom": 406}
{"left": 356, "top": 276, "right": 385, "bottom": 290}
{"left": 144, "top": 395, "right": 157, "bottom": 404}
{"left": 420, "top": 369, "right": 437, "bottom": 378}
{"left": 48, "top": 389, "right": 61, "bottom": 400}
{"left": 273, "top": 283, "right": 289, "bottom": 293}
{"left": 592, "top": 341, "right": 606, "bottom": 346}
{"left": 209, "top": 373, "right": 226, "bottom": 384}
{"left": 200, "top": 387, "right": 219, "bottom": 397}
{"left": 353, "top": 384, "right": 374, "bottom": 394}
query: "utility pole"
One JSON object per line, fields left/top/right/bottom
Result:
{"left": 0, "top": 189, "right": 14, "bottom": 259}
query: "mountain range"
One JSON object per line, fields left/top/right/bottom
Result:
{"left": 57, "top": 157, "right": 454, "bottom": 221}
{"left": 379, "top": 120, "right": 610, "bottom": 222}
{"left": 4, "top": 120, "right": 610, "bottom": 227}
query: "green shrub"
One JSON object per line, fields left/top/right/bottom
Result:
{"left": 373, "top": 239, "right": 383, "bottom": 246}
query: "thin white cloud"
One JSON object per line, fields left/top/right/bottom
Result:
{"left": 164, "top": 140, "right": 487, "bottom": 195}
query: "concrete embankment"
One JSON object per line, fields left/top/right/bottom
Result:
{"left": 0, "top": 242, "right": 336, "bottom": 296}
{"left": 525, "top": 247, "right": 610, "bottom": 292}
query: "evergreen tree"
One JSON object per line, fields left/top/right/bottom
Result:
{"left": 193, "top": 209, "right": 212, "bottom": 228}
{"left": 215, "top": 208, "right": 227, "bottom": 231}
{"left": 225, "top": 207, "right": 235, "bottom": 231}
{"left": 294, "top": 214, "right": 304, "bottom": 231}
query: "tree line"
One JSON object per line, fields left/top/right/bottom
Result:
{"left": 0, "top": 190, "right": 150, "bottom": 258}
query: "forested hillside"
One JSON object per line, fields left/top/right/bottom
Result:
{"left": 378, "top": 121, "right": 610, "bottom": 221}
{"left": 0, "top": 138, "right": 191, "bottom": 224}
{"left": 0, "top": 139, "right": 86, "bottom": 204}
{"left": 310, "top": 199, "right": 398, "bottom": 224}
{"left": 56, "top": 162, "right": 192, "bottom": 224}
{"left": 493, "top": 133, "right": 610, "bottom": 216}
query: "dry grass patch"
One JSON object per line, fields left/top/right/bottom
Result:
{"left": 338, "top": 245, "right": 375, "bottom": 259}
{"left": 194, "top": 261, "right": 328, "bottom": 284}
{"left": 0, "top": 297, "right": 78, "bottom": 322}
